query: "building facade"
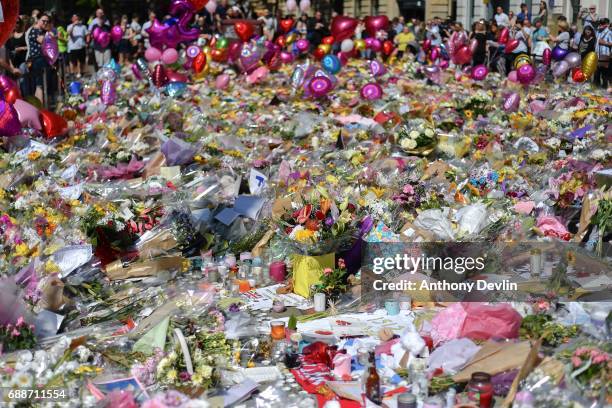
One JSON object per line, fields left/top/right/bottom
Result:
{"left": 426, "top": 0, "right": 611, "bottom": 30}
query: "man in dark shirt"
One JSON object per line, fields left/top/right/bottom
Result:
{"left": 516, "top": 3, "right": 532, "bottom": 24}
{"left": 308, "top": 11, "right": 328, "bottom": 47}
{"left": 27, "top": 13, "right": 50, "bottom": 103}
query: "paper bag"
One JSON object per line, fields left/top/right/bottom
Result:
{"left": 291, "top": 253, "right": 335, "bottom": 298}
{"left": 104, "top": 256, "right": 184, "bottom": 280}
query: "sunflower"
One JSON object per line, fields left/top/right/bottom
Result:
{"left": 464, "top": 110, "right": 474, "bottom": 120}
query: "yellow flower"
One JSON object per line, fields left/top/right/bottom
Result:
{"left": 0, "top": 189, "right": 5, "bottom": 200}
{"left": 27, "top": 151, "right": 42, "bottom": 161}
{"left": 45, "top": 260, "right": 61, "bottom": 274}
{"left": 294, "top": 229, "right": 315, "bottom": 243}
{"left": 166, "top": 369, "right": 178, "bottom": 382}
{"left": 14, "top": 243, "right": 30, "bottom": 257}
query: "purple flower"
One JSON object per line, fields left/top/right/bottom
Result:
{"left": 325, "top": 217, "right": 334, "bottom": 227}
{"left": 178, "top": 371, "right": 191, "bottom": 382}
{"left": 228, "top": 303, "right": 241, "bottom": 313}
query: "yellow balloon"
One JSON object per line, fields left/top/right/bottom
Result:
{"left": 202, "top": 46, "right": 211, "bottom": 55}
{"left": 354, "top": 39, "right": 366, "bottom": 51}
{"left": 286, "top": 33, "right": 297, "bottom": 45}
{"left": 514, "top": 54, "right": 531, "bottom": 69}
{"left": 318, "top": 44, "right": 331, "bottom": 54}
{"left": 581, "top": 51, "right": 597, "bottom": 78}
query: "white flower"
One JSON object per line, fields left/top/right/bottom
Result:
{"left": 12, "top": 371, "right": 33, "bottom": 388}
{"left": 424, "top": 128, "right": 434, "bottom": 138}
{"left": 401, "top": 138, "right": 417, "bottom": 150}
{"left": 591, "top": 149, "right": 607, "bottom": 161}
{"left": 408, "top": 130, "right": 420, "bottom": 139}
{"left": 168, "top": 351, "right": 178, "bottom": 361}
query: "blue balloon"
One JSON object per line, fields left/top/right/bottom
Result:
{"left": 321, "top": 54, "right": 341, "bottom": 75}
{"left": 68, "top": 81, "right": 82, "bottom": 95}
{"left": 164, "top": 17, "right": 178, "bottom": 26}
{"left": 105, "top": 58, "right": 121, "bottom": 75}
{"left": 165, "top": 82, "right": 187, "bottom": 98}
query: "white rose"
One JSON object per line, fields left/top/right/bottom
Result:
{"left": 409, "top": 130, "right": 420, "bottom": 139}
{"left": 424, "top": 128, "right": 434, "bottom": 137}
{"left": 401, "top": 138, "right": 417, "bottom": 150}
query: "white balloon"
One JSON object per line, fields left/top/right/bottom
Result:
{"left": 286, "top": 0, "right": 297, "bottom": 12}
{"left": 340, "top": 39, "right": 354, "bottom": 53}
{"left": 205, "top": 0, "right": 217, "bottom": 14}
{"left": 299, "top": 0, "right": 310, "bottom": 12}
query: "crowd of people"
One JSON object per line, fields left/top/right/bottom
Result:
{"left": 1, "top": 2, "right": 610, "bottom": 108}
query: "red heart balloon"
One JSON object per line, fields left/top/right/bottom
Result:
{"left": 0, "top": 0, "right": 19, "bottom": 47}
{"left": 234, "top": 21, "right": 254, "bottom": 42}
{"left": 40, "top": 109, "right": 68, "bottom": 138}
{"left": 280, "top": 18, "right": 294, "bottom": 34}
{"left": 275, "top": 35, "right": 287, "bottom": 48}
{"left": 4, "top": 86, "right": 21, "bottom": 105}
{"left": 382, "top": 40, "right": 394, "bottom": 56}
{"left": 330, "top": 16, "right": 358, "bottom": 42}
{"left": 193, "top": 53, "right": 207, "bottom": 73}
{"left": 572, "top": 67, "right": 586, "bottom": 83}
{"left": 364, "top": 15, "right": 390, "bottom": 37}
{"left": 504, "top": 39, "right": 519, "bottom": 54}
{"left": 322, "top": 36, "right": 335, "bottom": 45}
{"left": 188, "top": 0, "right": 209, "bottom": 11}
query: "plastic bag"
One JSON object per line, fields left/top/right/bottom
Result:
{"left": 431, "top": 303, "right": 522, "bottom": 346}
{"left": 161, "top": 137, "right": 196, "bottom": 166}
{"left": 427, "top": 338, "right": 480, "bottom": 374}
{"left": 413, "top": 208, "right": 455, "bottom": 240}
{"left": 292, "top": 253, "right": 335, "bottom": 298}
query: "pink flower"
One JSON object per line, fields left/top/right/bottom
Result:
{"left": 178, "top": 371, "right": 191, "bottom": 382}
{"left": 402, "top": 185, "right": 414, "bottom": 195}
{"left": 572, "top": 356, "right": 583, "bottom": 368}
{"left": 141, "top": 398, "right": 168, "bottom": 408}
{"left": 575, "top": 347, "right": 589, "bottom": 357}
{"left": 337, "top": 258, "right": 346, "bottom": 269}
{"left": 593, "top": 354, "right": 609, "bottom": 364}
{"left": 11, "top": 328, "right": 20, "bottom": 337}
{"left": 15, "top": 316, "right": 25, "bottom": 327}
{"left": 323, "top": 268, "right": 333, "bottom": 275}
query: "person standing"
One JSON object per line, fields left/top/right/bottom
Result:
{"left": 494, "top": 6, "right": 510, "bottom": 28}
{"left": 577, "top": 25, "right": 596, "bottom": 58}
{"left": 536, "top": 1, "right": 548, "bottom": 26}
{"left": 551, "top": 21, "right": 571, "bottom": 50}
{"left": 531, "top": 18, "right": 550, "bottom": 60}
{"left": 308, "top": 11, "right": 328, "bottom": 48}
{"left": 594, "top": 18, "right": 611, "bottom": 88}
{"left": 5, "top": 17, "right": 28, "bottom": 79}
{"left": 506, "top": 20, "right": 529, "bottom": 74}
{"left": 393, "top": 25, "right": 415, "bottom": 60}
{"left": 88, "top": 8, "right": 111, "bottom": 70}
{"left": 470, "top": 21, "right": 487, "bottom": 66}
{"left": 516, "top": 3, "right": 531, "bottom": 24}
{"left": 67, "top": 14, "right": 87, "bottom": 78}
{"left": 141, "top": 11, "right": 156, "bottom": 49}
{"left": 27, "top": 14, "right": 50, "bottom": 103}
{"left": 579, "top": 5, "right": 598, "bottom": 29}
{"left": 117, "top": 15, "right": 132, "bottom": 65}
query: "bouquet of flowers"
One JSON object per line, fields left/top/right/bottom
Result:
{"left": 156, "top": 332, "right": 231, "bottom": 390}
{"left": 396, "top": 119, "right": 438, "bottom": 156}
{"left": 559, "top": 344, "right": 611, "bottom": 400}
{"left": 312, "top": 258, "right": 349, "bottom": 301}
{"left": 0, "top": 317, "right": 36, "bottom": 353}
{"left": 277, "top": 191, "right": 359, "bottom": 256}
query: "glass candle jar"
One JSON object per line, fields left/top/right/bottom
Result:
{"left": 467, "top": 371, "right": 493, "bottom": 408}
{"left": 270, "top": 320, "right": 286, "bottom": 340}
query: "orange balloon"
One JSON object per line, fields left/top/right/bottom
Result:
{"left": 322, "top": 36, "right": 335, "bottom": 45}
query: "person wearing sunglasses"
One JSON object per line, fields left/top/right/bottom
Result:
{"left": 27, "top": 13, "right": 50, "bottom": 103}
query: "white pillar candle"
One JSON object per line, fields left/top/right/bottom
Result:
{"left": 314, "top": 293, "right": 326, "bottom": 312}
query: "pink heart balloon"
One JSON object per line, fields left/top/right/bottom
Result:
{"left": 97, "top": 31, "right": 111, "bottom": 48}
{"left": 507, "top": 70, "right": 519, "bottom": 82}
{"left": 330, "top": 16, "right": 358, "bottom": 42}
{"left": 111, "top": 25, "right": 123, "bottom": 44}
{"left": 364, "top": 15, "right": 390, "bottom": 37}
{"left": 246, "top": 66, "right": 269, "bottom": 84}
{"left": 12, "top": 99, "right": 42, "bottom": 130}
{"left": 504, "top": 39, "right": 519, "bottom": 54}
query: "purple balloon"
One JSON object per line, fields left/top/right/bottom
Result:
{"left": 370, "top": 60, "right": 386, "bottom": 77}
{"left": 146, "top": 19, "right": 167, "bottom": 49}
{"left": 516, "top": 63, "right": 535, "bottom": 84}
{"left": 97, "top": 31, "right": 111, "bottom": 48}
{"left": 186, "top": 45, "right": 201, "bottom": 59}
{"left": 131, "top": 63, "right": 143, "bottom": 80}
{"left": 111, "top": 25, "right": 123, "bottom": 44}
{"left": 503, "top": 92, "right": 520, "bottom": 112}
{"left": 295, "top": 38, "right": 310, "bottom": 52}
{"left": 360, "top": 82, "right": 383, "bottom": 100}
{"left": 42, "top": 33, "right": 59, "bottom": 65}
{"left": 563, "top": 52, "right": 581, "bottom": 68}
{"left": 470, "top": 64, "right": 489, "bottom": 81}
{"left": 368, "top": 38, "right": 382, "bottom": 52}
{"left": 239, "top": 42, "right": 263, "bottom": 73}
{"left": 308, "top": 76, "right": 332, "bottom": 98}
{"left": 552, "top": 60, "right": 570, "bottom": 78}
{"left": 0, "top": 100, "right": 22, "bottom": 136}
{"left": 551, "top": 46, "right": 569, "bottom": 61}
{"left": 101, "top": 80, "right": 117, "bottom": 106}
